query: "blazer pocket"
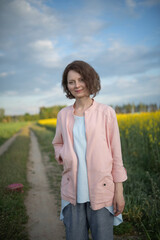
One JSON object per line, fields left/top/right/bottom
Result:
{"left": 103, "top": 176, "right": 114, "bottom": 193}
{"left": 90, "top": 175, "right": 114, "bottom": 203}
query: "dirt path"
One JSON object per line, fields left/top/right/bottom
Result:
{"left": 25, "top": 131, "right": 65, "bottom": 240}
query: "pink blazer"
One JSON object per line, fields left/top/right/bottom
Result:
{"left": 52, "top": 100, "right": 127, "bottom": 210}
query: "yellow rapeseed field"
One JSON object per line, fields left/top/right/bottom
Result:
{"left": 38, "top": 112, "right": 160, "bottom": 152}
{"left": 38, "top": 112, "right": 160, "bottom": 138}
{"left": 38, "top": 118, "right": 57, "bottom": 126}
{"left": 117, "top": 111, "right": 160, "bottom": 146}
{"left": 38, "top": 111, "right": 160, "bottom": 169}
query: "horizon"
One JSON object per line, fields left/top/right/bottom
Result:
{"left": 3, "top": 100, "right": 160, "bottom": 117}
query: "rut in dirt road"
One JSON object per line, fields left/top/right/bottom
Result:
{"left": 25, "top": 131, "right": 65, "bottom": 240}
{"left": 0, "top": 132, "right": 19, "bottom": 156}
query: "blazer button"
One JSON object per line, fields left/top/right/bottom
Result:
{"left": 103, "top": 183, "right": 106, "bottom": 186}
{"left": 67, "top": 178, "right": 69, "bottom": 181}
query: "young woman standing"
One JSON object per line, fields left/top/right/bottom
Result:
{"left": 52, "top": 60, "right": 127, "bottom": 240}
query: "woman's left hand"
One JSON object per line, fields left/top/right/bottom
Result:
{"left": 113, "top": 182, "right": 125, "bottom": 216}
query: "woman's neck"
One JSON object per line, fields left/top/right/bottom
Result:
{"left": 74, "top": 97, "right": 93, "bottom": 116}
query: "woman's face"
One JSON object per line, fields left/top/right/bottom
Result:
{"left": 67, "top": 70, "right": 90, "bottom": 99}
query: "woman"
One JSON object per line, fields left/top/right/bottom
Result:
{"left": 52, "top": 60, "right": 127, "bottom": 240}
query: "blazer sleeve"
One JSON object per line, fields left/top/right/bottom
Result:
{"left": 109, "top": 108, "right": 127, "bottom": 182}
{"left": 52, "top": 112, "right": 64, "bottom": 164}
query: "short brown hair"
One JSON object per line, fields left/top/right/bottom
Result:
{"left": 62, "top": 60, "right": 101, "bottom": 99}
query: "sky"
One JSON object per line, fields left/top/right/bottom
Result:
{"left": 0, "top": 0, "right": 160, "bottom": 115}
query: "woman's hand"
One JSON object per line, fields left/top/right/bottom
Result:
{"left": 113, "top": 182, "right": 125, "bottom": 216}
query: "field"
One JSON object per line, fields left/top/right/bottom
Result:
{"left": 38, "top": 111, "right": 160, "bottom": 239}
{"left": 0, "top": 111, "right": 159, "bottom": 239}
{"left": 117, "top": 112, "right": 160, "bottom": 239}
{"left": 0, "top": 122, "right": 29, "bottom": 145}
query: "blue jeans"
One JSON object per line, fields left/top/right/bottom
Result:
{"left": 63, "top": 202, "right": 114, "bottom": 240}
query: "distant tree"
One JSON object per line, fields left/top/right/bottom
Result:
{"left": 0, "top": 108, "right": 5, "bottom": 118}
{"left": 39, "top": 105, "right": 66, "bottom": 119}
{"left": 24, "top": 113, "right": 30, "bottom": 121}
{"left": 113, "top": 102, "right": 159, "bottom": 113}
{"left": 125, "top": 104, "right": 132, "bottom": 113}
{"left": 115, "top": 105, "right": 122, "bottom": 114}
{"left": 0, "top": 108, "right": 5, "bottom": 122}
{"left": 149, "top": 104, "right": 158, "bottom": 112}
{"left": 39, "top": 107, "right": 46, "bottom": 119}
{"left": 138, "top": 103, "right": 147, "bottom": 112}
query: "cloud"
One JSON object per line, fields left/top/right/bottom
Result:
{"left": 116, "top": 77, "right": 137, "bottom": 88}
{"left": 0, "top": 0, "right": 63, "bottom": 37}
{"left": 99, "top": 72, "right": 160, "bottom": 105}
{"left": 125, "top": 0, "right": 136, "bottom": 9}
{"left": 29, "top": 39, "right": 62, "bottom": 67}
{"left": 0, "top": 71, "right": 15, "bottom": 78}
{"left": 0, "top": 0, "right": 64, "bottom": 63}
{"left": 91, "top": 40, "right": 160, "bottom": 77}
{"left": 125, "top": 0, "right": 160, "bottom": 15}
{"left": 34, "top": 88, "right": 41, "bottom": 93}
{"left": 139, "top": 0, "right": 160, "bottom": 7}
{"left": 0, "top": 83, "right": 73, "bottom": 115}
{"left": 0, "top": 72, "right": 8, "bottom": 77}
{"left": 4, "top": 90, "right": 18, "bottom": 96}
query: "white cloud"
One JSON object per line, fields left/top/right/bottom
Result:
{"left": 4, "top": 0, "right": 61, "bottom": 32}
{"left": 117, "top": 77, "right": 137, "bottom": 88}
{"left": 34, "top": 77, "right": 49, "bottom": 85}
{"left": 139, "top": 0, "right": 160, "bottom": 7}
{"left": 125, "top": 0, "right": 160, "bottom": 12}
{"left": 0, "top": 72, "right": 8, "bottom": 77}
{"left": 99, "top": 72, "right": 160, "bottom": 106}
{"left": 125, "top": 0, "right": 136, "bottom": 9}
{"left": 31, "top": 40, "right": 54, "bottom": 50}
{"left": 34, "top": 88, "right": 40, "bottom": 93}
{"left": 0, "top": 71, "right": 15, "bottom": 78}
{"left": 29, "top": 39, "right": 62, "bottom": 67}
{"left": 4, "top": 90, "right": 18, "bottom": 96}
{"left": 93, "top": 40, "right": 160, "bottom": 77}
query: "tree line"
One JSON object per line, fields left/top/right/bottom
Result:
{"left": 0, "top": 102, "right": 159, "bottom": 122}
{"left": 113, "top": 103, "right": 158, "bottom": 113}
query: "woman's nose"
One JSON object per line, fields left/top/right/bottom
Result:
{"left": 75, "top": 81, "right": 80, "bottom": 88}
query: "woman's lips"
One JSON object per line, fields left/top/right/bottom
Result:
{"left": 75, "top": 89, "right": 83, "bottom": 93}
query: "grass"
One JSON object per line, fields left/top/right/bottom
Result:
{"left": 0, "top": 127, "right": 30, "bottom": 240}
{"left": 0, "top": 122, "right": 29, "bottom": 146}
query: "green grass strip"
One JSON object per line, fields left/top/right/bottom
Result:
{"left": 0, "top": 127, "right": 30, "bottom": 240}
{"left": 0, "top": 122, "right": 29, "bottom": 146}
